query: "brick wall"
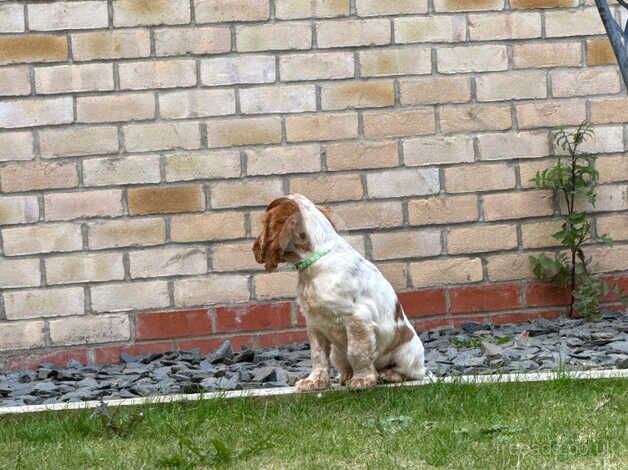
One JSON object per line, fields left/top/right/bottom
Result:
{"left": 0, "top": 0, "right": 626, "bottom": 369}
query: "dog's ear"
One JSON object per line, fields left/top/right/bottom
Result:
{"left": 316, "top": 205, "right": 336, "bottom": 231}
{"left": 252, "top": 198, "right": 300, "bottom": 272}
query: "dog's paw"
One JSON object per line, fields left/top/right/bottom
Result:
{"left": 378, "top": 368, "right": 405, "bottom": 383}
{"left": 348, "top": 373, "right": 377, "bottom": 391}
{"left": 338, "top": 369, "right": 353, "bottom": 386}
{"left": 296, "top": 375, "right": 330, "bottom": 392}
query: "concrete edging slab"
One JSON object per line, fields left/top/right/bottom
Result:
{"left": 1, "top": 368, "right": 626, "bottom": 416}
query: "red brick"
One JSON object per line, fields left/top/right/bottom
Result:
{"left": 94, "top": 341, "right": 173, "bottom": 365}
{"left": 601, "top": 275, "right": 628, "bottom": 302}
{"left": 412, "top": 317, "right": 452, "bottom": 332}
{"left": 136, "top": 309, "right": 212, "bottom": 340}
{"left": 216, "top": 303, "right": 292, "bottom": 333}
{"left": 256, "top": 330, "right": 308, "bottom": 348}
{"left": 398, "top": 289, "right": 447, "bottom": 318}
{"left": 451, "top": 315, "right": 490, "bottom": 329}
{"left": 175, "top": 335, "right": 253, "bottom": 354}
{"left": 489, "top": 310, "right": 562, "bottom": 325}
{"left": 526, "top": 283, "right": 571, "bottom": 307}
{"left": 8, "top": 349, "right": 88, "bottom": 370}
{"left": 450, "top": 284, "right": 521, "bottom": 314}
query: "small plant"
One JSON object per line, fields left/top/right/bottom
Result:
{"left": 529, "top": 121, "right": 627, "bottom": 321}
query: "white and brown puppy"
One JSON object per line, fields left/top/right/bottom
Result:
{"left": 253, "top": 194, "right": 426, "bottom": 391}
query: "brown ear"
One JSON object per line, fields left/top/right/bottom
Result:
{"left": 252, "top": 198, "right": 299, "bottom": 272}
{"left": 316, "top": 205, "right": 336, "bottom": 231}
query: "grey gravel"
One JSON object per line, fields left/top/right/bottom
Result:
{"left": 0, "top": 312, "right": 626, "bottom": 408}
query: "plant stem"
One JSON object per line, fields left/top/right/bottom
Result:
{"left": 568, "top": 138, "right": 577, "bottom": 317}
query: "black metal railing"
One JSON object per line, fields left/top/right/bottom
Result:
{"left": 595, "top": 0, "right": 628, "bottom": 88}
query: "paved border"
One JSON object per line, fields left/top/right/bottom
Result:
{"left": 1, "top": 368, "right": 626, "bottom": 416}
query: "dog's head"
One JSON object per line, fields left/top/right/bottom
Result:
{"left": 252, "top": 195, "right": 335, "bottom": 272}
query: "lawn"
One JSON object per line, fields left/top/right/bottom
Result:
{"left": 0, "top": 378, "right": 626, "bottom": 469}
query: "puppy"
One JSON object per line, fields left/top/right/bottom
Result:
{"left": 253, "top": 194, "right": 426, "bottom": 391}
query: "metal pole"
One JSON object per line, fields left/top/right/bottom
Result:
{"left": 595, "top": 0, "right": 628, "bottom": 89}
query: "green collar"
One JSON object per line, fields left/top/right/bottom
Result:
{"left": 294, "top": 249, "right": 331, "bottom": 272}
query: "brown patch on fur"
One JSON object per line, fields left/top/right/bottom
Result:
{"left": 384, "top": 323, "right": 415, "bottom": 356}
{"left": 394, "top": 301, "right": 404, "bottom": 321}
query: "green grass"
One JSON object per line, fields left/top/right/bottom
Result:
{"left": 1, "top": 378, "right": 626, "bottom": 469}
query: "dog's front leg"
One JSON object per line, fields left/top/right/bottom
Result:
{"left": 295, "top": 328, "right": 331, "bottom": 392}
{"left": 345, "top": 317, "right": 377, "bottom": 390}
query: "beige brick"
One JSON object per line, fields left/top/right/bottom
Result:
{"left": 0, "top": 97, "right": 73, "bottom": 128}
{"left": 240, "top": 85, "right": 316, "bottom": 114}
{"left": 555, "top": 126, "right": 624, "bottom": 155}
{"left": 194, "top": 0, "right": 269, "bottom": 22}
{"left": 360, "top": 47, "right": 431, "bottom": 77}
{"left": 367, "top": 168, "right": 439, "bottom": 199}
{"left": 520, "top": 159, "right": 557, "bottom": 189}
{"left": 174, "top": 274, "right": 250, "bottom": 306}
{"left": 130, "top": 247, "right": 207, "bottom": 279}
{"left": 207, "top": 117, "right": 281, "bottom": 148}
{"left": 290, "top": 173, "right": 364, "bottom": 203}
{"left": 333, "top": 201, "right": 403, "bottom": 230}
{"left": 247, "top": 145, "right": 321, "bottom": 176}
{"left": 165, "top": 150, "right": 241, "bottom": 182}
{"left": 49, "top": 314, "right": 131, "bottom": 346}
{"left": 0, "top": 4, "right": 24, "bottom": 33}
{"left": 40, "top": 126, "right": 118, "bottom": 158}
{"left": 0, "top": 258, "right": 40, "bottom": 289}
{"left": 363, "top": 109, "right": 435, "bottom": 139}
{"left": 484, "top": 191, "right": 553, "bottom": 221}
{"left": 91, "top": 281, "right": 170, "bottom": 313}
{"left": 469, "top": 12, "right": 541, "bottom": 40}
{"left": 587, "top": 38, "right": 616, "bottom": 66}
{"left": 317, "top": 19, "right": 390, "bottom": 48}
{"left": 583, "top": 244, "right": 628, "bottom": 273}
{"left": 321, "top": 80, "right": 395, "bottom": 110}
{"left": 357, "top": 0, "right": 427, "bottom": 15}
{"left": 400, "top": 76, "right": 471, "bottom": 105}
{"left": 551, "top": 68, "right": 621, "bottom": 97}
{"left": 0, "top": 66, "right": 30, "bottom": 96}
{"left": 516, "top": 100, "right": 586, "bottom": 129}
{"left": 35, "top": 63, "right": 113, "bottom": 94}
{"left": 438, "top": 45, "right": 508, "bottom": 73}
{"left": 2, "top": 223, "right": 82, "bottom": 256}
{"left": 0, "top": 131, "right": 34, "bottom": 162}
{"left": 286, "top": 112, "right": 358, "bottom": 142}
{"left": 0, "top": 320, "right": 45, "bottom": 351}
{"left": 597, "top": 215, "right": 628, "bottom": 241}
{"left": 597, "top": 156, "right": 628, "bottom": 184}
{"left": 409, "top": 195, "right": 479, "bottom": 226}
{"left": 434, "top": 0, "right": 505, "bottom": 11}
{"left": 155, "top": 26, "right": 230, "bottom": 56}
{"left": 4, "top": 287, "right": 84, "bottom": 320}
{"left": 448, "top": 224, "right": 517, "bottom": 254}
{"left": 476, "top": 71, "right": 547, "bottom": 101}
{"left": 591, "top": 97, "right": 628, "bottom": 124}
{"left": 159, "top": 89, "right": 235, "bottom": 119}
{"left": 72, "top": 29, "right": 151, "bottom": 61}
{"left": 77, "top": 92, "right": 155, "bottom": 123}
{"left": 82, "top": 155, "right": 161, "bottom": 186}
{"left": 124, "top": 122, "right": 201, "bottom": 152}
{"left": 395, "top": 15, "right": 466, "bottom": 43}
{"left": 545, "top": 8, "right": 606, "bottom": 37}
{"left": 213, "top": 242, "right": 261, "bottom": 272}
{"left": 0, "top": 161, "right": 77, "bottom": 193}
{"left": 170, "top": 212, "right": 246, "bottom": 242}
{"left": 410, "top": 257, "right": 483, "bottom": 288}
{"left": 28, "top": 1, "right": 108, "bottom": 31}
{"left": 254, "top": 272, "right": 297, "bottom": 300}
{"left": 201, "top": 55, "right": 275, "bottom": 86}
{"left": 440, "top": 104, "right": 512, "bottom": 134}
{"left": 445, "top": 163, "right": 516, "bottom": 193}
{"left": 404, "top": 135, "right": 474, "bottom": 166}
{"left": 486, "top": 252, "right": 534, "bottom": 282}
{"left": 46, "top": 253, "right": 124, "bottom": 285}
{"left": 45, "top": 190, "right": 123, "bottom": 221}
{"left": 371, "top": 229, "right": 441, "bottom": 261}
{"left": 376, "top": 262, "right": 408, "bottom": 291}
{"left": 212, "top": 179, "right": 284, "bottom": 208}
{"left": 280, "top": 52, "right": 354, "bottom": 81}
{"left": 119, "top": 60, "right": 196, "bottom": 90}
{"left": 0, "top": 34, "right": 67, "bottom": 65}
{"left": 521, "top": 220, "right": 563, "bottom": 248}
{"left": 128, "top": 185, "right": 205, "bottom": 215}
{"left": 591, "top": 184, "right": 628, "bottom": 212}
{"left": 345, "top": 234, "right": 367, "bottom": 255}
{"left": 326, "top": 141, "right": 399, "bottom": 171}
{"left": 237, "top": 22, "right": 311, "bottom": 52}
{"left": 511, "top": 0, "right": 577, "bottom": 7}
{"left": 88, "top": 218, "right": 166, "bottom": 250}
{"left": 113, "top": 0, "right": 189, "bottom": 26}
{"left": 0, "top": 195, "right": 39, "bottom": 225}
{"left": 513, "top": 41, "right": 581, "bottom": 68}
{"left": 478, "top": 131, "right": 550, "bottom": 160}
{"left": 276, "top": 0, "right": 349, "bottom": 19}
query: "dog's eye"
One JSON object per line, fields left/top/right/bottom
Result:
{"left": 299, "top": 232, "right": 306, "bottom": 239}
